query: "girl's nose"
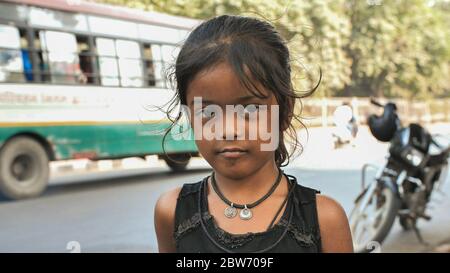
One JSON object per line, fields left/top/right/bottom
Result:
{"left": 222, "top": 111, "right": 244, "bottom": 140}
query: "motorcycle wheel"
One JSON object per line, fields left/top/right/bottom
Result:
{"left": 349, "top": 180, "right": 400, "bottom": 253}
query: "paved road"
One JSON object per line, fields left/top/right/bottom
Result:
{"left": 0, "top": 124, "right": 449, "bottom": 252}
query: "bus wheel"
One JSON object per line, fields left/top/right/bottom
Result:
{"left": 162, "top": 153, "right": 191, "bottom": 172}
{"left": 0, "top": 136, "right": 50, "bottom": 200}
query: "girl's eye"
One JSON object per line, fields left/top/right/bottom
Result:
{"left": 241, "top": 104, "right": 261, "bottom": 116}
{"left": 196, "top": 106, "right": 216, "bottom": 119}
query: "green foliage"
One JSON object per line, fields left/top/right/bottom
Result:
{"left": 93, "top": 0, "right": 450, "bottom": 98}
{"left": 345, "top": 0, "right": 450, "bottom": 99}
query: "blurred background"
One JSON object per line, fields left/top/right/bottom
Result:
{"left": 0, "top": 0, "right": 449, "bottom": 253}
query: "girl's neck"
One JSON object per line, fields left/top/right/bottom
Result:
{"left": 211, "top": 160, "right": 283, "bottom": 203}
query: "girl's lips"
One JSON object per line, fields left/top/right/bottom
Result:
{"left": 217, "top": 147, "right": 248, "bottom": 159}
{"left": 218, "top": 150, "right": 248, "bottom": 159}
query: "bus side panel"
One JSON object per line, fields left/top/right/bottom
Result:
{"left": 0, "top": 124, "right": 104, "bottom": 160}
{"left": 0, "top": 122, "right": 198, "bottom": 161}
{"left": 0, "top": 85, "right": 198, "bottom": 161}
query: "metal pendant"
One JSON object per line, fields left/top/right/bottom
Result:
{"left": 224, "top": 203, "right": 237, "bottom": 218}
{"left": 239, "top": 205, "right": 253, "bottom": 220}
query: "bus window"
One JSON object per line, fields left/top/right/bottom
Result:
{"left": 19, "top": 28, "right": 33, "bottom": 82}
{"left": 161, "top": 45, "right": 178, "bottom": 87}
{"left": 0, "top": 25, "right": 24, "bottom": 82}
{"left": 32, "top": 30, "right": 50, "bottom": 82}
{"left": 161, "top": 45, "right": 178, "bottom": 64}
{"left": 40, "top": 30, "right": 83, "bottom": 84}
{"left": 143, "top": 43, "right": 156, "bottom": 87}
{"left": 96, "top": 37, "right": 119, "bottom": 86}
{"left": 151, "top": 44, "right": 164, "bottom": 88}
{"left": 116, "top": 39, "right": 143, "bottom": 87}
{"left": 76, "top": 35, "right": 96, "bottom": 84}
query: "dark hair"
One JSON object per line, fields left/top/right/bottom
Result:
{"left": 163, "top": 14, "right": 321, "bottom": 167}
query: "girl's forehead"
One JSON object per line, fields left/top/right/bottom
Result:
{"left": 186, "top": 62, "right": 273, "bottom": 106}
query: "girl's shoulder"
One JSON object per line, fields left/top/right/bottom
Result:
{"left": 315, "top": 194, "right": 354, "bottom": 252}
{"left": 289, "top": 180, "right": 353, "bottom": 252}
{"left": 155, "top": 176, "right": 323, "bottom": 226}
{"left": 154, "top": 185, "right": 184, "bottom": 252}
{"left": 155, "top": 179, "right": 203, "bottom": 207}
{"left": 154, "top": 180, "right": 204, "bottom": 225}
{"left": 154, "top": 186, "right": 182, "bottom": 226}
{"left": 315, "top": 194, "right": 348, "bottom": 227}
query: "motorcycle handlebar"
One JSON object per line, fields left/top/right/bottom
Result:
{"left": 370, "top": 98, "right": 384, "bottom": 108}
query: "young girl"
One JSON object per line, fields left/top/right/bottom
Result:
{"left": 154, "top": 15, "right": 353, "bottom": 253}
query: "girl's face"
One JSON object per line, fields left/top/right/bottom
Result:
{"left": 185, "top": 62, "right": 280, "bottom": 179}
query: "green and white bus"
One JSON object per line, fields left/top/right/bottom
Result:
{"left": 0, "top": 0, "right": 200, "bottom": 200}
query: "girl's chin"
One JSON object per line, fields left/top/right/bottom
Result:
{"left": 210, "top": 162, "right": 251, "bottom": 178}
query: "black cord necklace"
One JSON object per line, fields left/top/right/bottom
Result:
{"left": 198, "top": 173, "right": 297, "bottom": 253}
{"left": 211, "top": 169, "right": 283, "bottom": 220}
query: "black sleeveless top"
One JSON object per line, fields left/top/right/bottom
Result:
{"left": 173, "top": 174, "right": 322, "bottom": 253}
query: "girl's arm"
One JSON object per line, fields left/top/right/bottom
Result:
{"left": 154, "top": 187, "right": 182, "bottom": 253}
{"left": 316, "top": 195, "right": 354, "bottom": 253}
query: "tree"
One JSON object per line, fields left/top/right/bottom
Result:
{"left": 94, "top": 0, "right": 450, "bottom": 99}
{"left": 344, "top": 0, "right": 450, "bottom": 99}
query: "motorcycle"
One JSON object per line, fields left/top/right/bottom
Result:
{"left": 349, "top": 98, "right": 450, "bottom": 253}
